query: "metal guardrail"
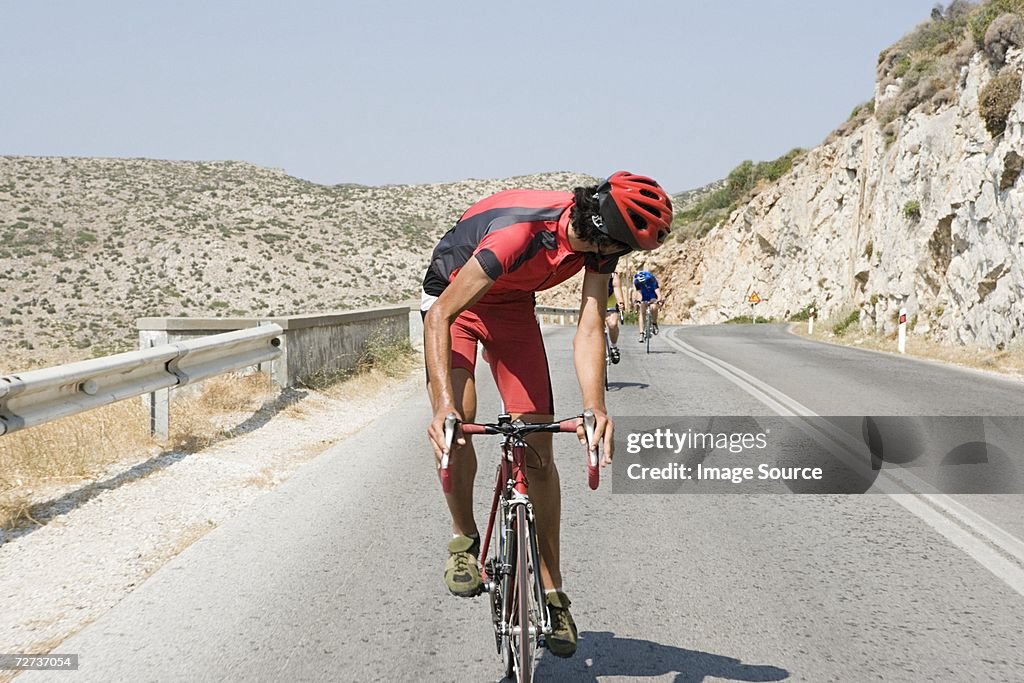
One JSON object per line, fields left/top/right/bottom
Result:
{"left": 0, "top": 324, "right": 283, "bottom": 439}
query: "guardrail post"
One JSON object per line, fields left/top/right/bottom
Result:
{"left": 151, "top": 387, "right": 170, "bottom": 441}
{"left": 139, "top": 330, "right": 172, "bottom": 440}
{"left": 259, "top": 320, "right": 289, "bottom": 387}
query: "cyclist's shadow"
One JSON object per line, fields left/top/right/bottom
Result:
{"left": 534, "top": 630, "right": 789, "bottom": 682}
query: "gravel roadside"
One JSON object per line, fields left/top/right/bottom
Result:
{"left": 0, "top": 366, "right": 424, "bottom": 673}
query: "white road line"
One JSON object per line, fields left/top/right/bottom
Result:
{"left": 665, "top": 328, "right": 1024, "bottom": 597}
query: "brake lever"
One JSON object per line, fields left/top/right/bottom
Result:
{"left": 441, "top": 412, "right": 457, "bottom": 493}
{"left": 583, "top": 409, "right": 599, "bottom": 490}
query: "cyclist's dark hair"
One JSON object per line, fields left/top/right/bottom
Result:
{"left": 570, "top": 185, "right": 630, "bottom": 252}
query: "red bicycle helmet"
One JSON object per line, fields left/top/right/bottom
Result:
{"left": 595, "top": 171, "right": 673, "bottom": 251}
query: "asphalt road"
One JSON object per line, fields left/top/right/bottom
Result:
{"left": 27, "top": 324, "right": 1024, "bottom": 682}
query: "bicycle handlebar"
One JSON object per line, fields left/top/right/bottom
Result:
{"left": 441, "top": 410, "right": 600, "bottom": 491}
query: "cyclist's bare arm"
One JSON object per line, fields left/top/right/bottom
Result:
{"left": 424, "top": 258, "right": 494, "bottom": 460}
{"left": 574, "top": 270, "right": 615, "bottom": 462}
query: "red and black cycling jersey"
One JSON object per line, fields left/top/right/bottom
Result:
{"left": 422, "top": 189, "right": 618, "bottom": 303}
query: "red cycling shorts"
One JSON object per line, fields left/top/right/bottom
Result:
{"left": 432, "top": 297, "right": 554, "bottom": 415}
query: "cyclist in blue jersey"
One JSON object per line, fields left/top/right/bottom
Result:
{"left": 605, "top": 272, "right": 624, "bottom": 363}
{"left": 632, "top": 270, "right": 663, "bottom": 342}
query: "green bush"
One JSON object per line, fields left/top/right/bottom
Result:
{"left": 849, "top": 100, "right": 876, "bottom": 120}
{"left": 789, "top": 303, "right": 817, "bottom": 322}
{"left": 903, "top": 200, "right": 922, "bottom": 220}
{"left": 673, "top": 149, "right": 804, "bottom": 238}
{"left": 971, "top": 0, "right": 1024, "bottom": 46}
{"left": 832, "top": 310, "right": 861, "bottom": 336}
{"left": 979, "top": 68, "right": 1022, "bottom": 136}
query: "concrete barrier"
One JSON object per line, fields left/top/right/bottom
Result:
{"left": 138, "top": 307, "right": 409, "bottom": 388}
{"left": 535, "top": 306, "right": 579, "bottom": 326}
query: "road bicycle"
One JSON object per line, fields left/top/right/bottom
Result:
{"left": 636, "top": 300, "right": 654, "bottom": 354}
{"left": 441, "top": 410, "right": 599, "bottom": 682}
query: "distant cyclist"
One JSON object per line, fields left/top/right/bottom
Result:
{"left": 605, "top": 272, "right": 624, "bottom": 363}
{"left": 422, "top": 172, "right": 672, "bottom": 658}
{"left": 633, "top": 270, "right": 663, "bottom": 341}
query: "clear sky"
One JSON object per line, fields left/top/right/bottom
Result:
{"left": 2, "top": 0, "right": 943, "bottom": 193}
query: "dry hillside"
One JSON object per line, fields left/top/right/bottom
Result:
{"left": 0, "top": 158, "right": 596, "bottom": 369}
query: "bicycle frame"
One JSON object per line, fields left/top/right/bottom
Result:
{"left": 440, "top": 411, "right": 597, "bottom": 681}
{"left": 479, "top": 427, "right": 533, "bottom": 579}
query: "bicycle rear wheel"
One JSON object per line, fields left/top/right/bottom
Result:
{"left": 494, "top": 500, "right": 515, "bottom": 677}
{"left": 645, "top": 315, "right": 652, "bottom": 354}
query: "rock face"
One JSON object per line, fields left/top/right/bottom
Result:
{"left": 652, "top": 49, "right": 1024, "bottom": 348}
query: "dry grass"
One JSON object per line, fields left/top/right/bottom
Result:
{"left": 164, "top": 372, "right": 277, "bottom": 451}
{"left": 0, "top": 372, "right": 278, "bottom": 531}
{"left": 0, "top": 400, "right": 154, "bottom": 529}
{"left": 0, "top": 340, "right": 419, "bottom": 532}
{"left": 793, "top": 321, "right": 1024, "bottom": 380}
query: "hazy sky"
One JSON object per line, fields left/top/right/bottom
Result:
{"left": 3, "top": 0, "right": 942, "bottom": 192}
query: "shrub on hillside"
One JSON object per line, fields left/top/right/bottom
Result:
{"left": 832, "top": 310, "right": 861, "bottom": 336}
{"left": 903, "top": 200, "right": 923, "bottom": 220}
{"left": 970, "top": 0, "right": 1024, "bottom": 47}
{"left": 979, "top": 68, "right": 1022, "bottom": 135}
{"left": 873, "top": 1, "right": 992, "bottom": 125}
{"left": 673, "top": 148, "right": 805, "bottom": 238}
{"left": 983, "top": 13, "right": 1024, "bottom": 65}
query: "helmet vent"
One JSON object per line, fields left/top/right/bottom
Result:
{"left": 636, "top": 201, "right": 662, "bottom": 218}
{"left": 627, "top": 210, "right": 648, "bottom": 231}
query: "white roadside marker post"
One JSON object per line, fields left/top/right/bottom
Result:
{"left": 898, "top": 306, "right": 907, "bottom": 354}
{"left": 808, "top": 306, "right": 815, "bottom": 335}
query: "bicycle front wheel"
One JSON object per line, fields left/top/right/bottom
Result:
{"left": 509, "top": 504, "right": 538, "bottom": 683}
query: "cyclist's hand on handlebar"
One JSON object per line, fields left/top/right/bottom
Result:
{"left": 428, "top": 407, "right": 465, "bottom": 464}
{"left": 577, "top": 408, "right": 614, "bottom": 465}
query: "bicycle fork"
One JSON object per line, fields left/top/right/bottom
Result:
{"left": 481, "top": 449, "right": 551, "bottom": 643}
{"left": 490, "top": 495, "right": 549, "bottom": 640}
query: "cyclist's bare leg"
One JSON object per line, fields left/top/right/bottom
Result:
{"left": 516, "top": 413, "right": 562, "bottom": 590}
{"left": 650, "top": 301, "right": 660, "bottom": 326}
{"left": 637, "top": 302, "right": 647, "bottom": 338}
{"left": 605, "top": 312, "right": 620, "bottom": 346}
{"left": 429, "top": 367, "right": 479, "bottom": 537}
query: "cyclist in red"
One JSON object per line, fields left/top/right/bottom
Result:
{"left": 423, "top": 171, "right": 673, "bottom": 658}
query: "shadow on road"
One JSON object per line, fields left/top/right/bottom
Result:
{"left": 0, "top": 387, "right": 308, "bottom": 546}
{"left": 606, "top": 381, "right": 649, "bottom": 392}
{"left": 533, "top": 630, "right": 789, "bottom": 682}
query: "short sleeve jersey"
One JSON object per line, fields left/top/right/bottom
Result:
{"left": 422, "top": 189, "right": 618, "bottom": 303}
{"left": 634, "top": 271, "right": 659, "bottom": 300}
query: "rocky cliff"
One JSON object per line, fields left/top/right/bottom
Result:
{"left": 646, "top": 40, "right": 1024, "bottom": 349}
